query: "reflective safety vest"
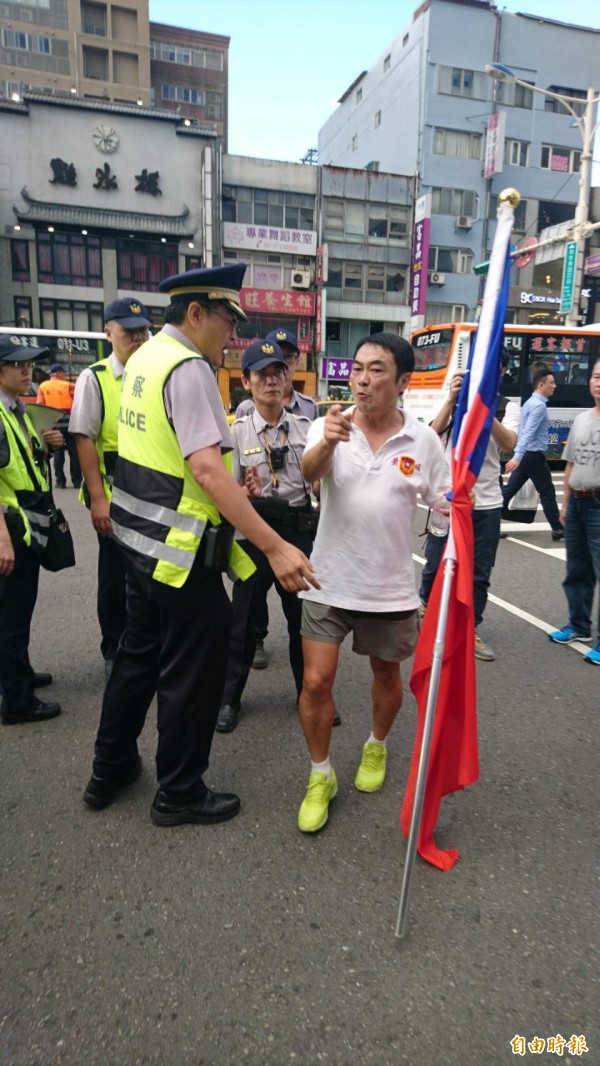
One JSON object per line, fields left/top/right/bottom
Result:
{"left": 110, "top": 332, "right": 255, "bottom": 588}
{"left": 37, "top": 377, "right": 73, "bottom": 411}
{"left": 0, "top": 402, "right": 52, "bottom": 549}
{"left": 78, "top": 357, "right": 121, "bottom": 505}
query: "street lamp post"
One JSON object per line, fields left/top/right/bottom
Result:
{"left": 485, "top": 63, "right": 600, "bottom": 327}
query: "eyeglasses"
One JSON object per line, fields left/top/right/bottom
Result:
{"left": 3, "top": 360, "right": 36, "bottom": 369}
{"left": 210, "top": 306, "right": 238, "bottom": 332}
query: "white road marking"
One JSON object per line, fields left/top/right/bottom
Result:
{"left": 412, "top": 552, "right": 590, "bottom": 658}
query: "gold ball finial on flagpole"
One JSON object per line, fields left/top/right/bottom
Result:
{"left": 498, "top": 187, "right": 521, "bottom": 207}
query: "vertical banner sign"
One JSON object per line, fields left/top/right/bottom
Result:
{"left": 560, "top": 241, "right": 578, "bottom": 314}
{"left": 483, "top": 110, "right": 506, "bottom": 180}
{"left": 315, "top": 244, "right": 329, "bottom": 286}
{"left": 410, "top": 193, "right": 431, "bottom": 333}
{"left": 315, "top": 289, "right": 326, "bottom": 354}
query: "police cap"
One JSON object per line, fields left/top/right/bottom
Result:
{"left": 265, "top": 328, "right": 299, "bottom": 354}
{"left": 242, "top": 339, "right": 286, "bottom": 375}
{"left": 159, "top": 264, "right": 248, "bottom": 321}
{"left": 0, "top": 337, "right": 50, "bottom": 363}
{"left": 104, "top": 297, "right": 151, "bottom": 328}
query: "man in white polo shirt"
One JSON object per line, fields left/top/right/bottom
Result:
{"left": 296, "top": 332, "right": 449, "bottom": 833}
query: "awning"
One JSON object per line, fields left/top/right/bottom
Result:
{"left": 14, "top": 187, "right": 194, "bottom": 238}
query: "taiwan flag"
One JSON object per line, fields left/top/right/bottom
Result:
{"left": 401, "top": 207, "right": 514, "bottom": 870}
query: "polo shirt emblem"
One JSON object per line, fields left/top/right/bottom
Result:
{"left": 397, "top": 455, "right": 416, "bottom": 476}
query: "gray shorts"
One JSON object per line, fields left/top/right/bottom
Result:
{"left": 301, "top": 600, "right": 418, "bottom": 663}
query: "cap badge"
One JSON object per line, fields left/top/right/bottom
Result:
{"left": 261, "top": 344, "right": 275, "bottom": 354}
{"left": 129, "top": 303, "right": 141, "bottom": 314}
{"left": 276, "top": 331, "right": 286, "bottom": 340}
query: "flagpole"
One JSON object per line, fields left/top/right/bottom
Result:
{"left": 395, "top": 556, "right": 456, "bottom": 938}
{"left": 395, "top": 188, "right": 520, "bottom": 939}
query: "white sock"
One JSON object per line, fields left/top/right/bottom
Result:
{"left": 311, "top": 757, "right": 331, "bottom": 778}
{"left": 367, "top": 733, "right": 386, "bottom": 749}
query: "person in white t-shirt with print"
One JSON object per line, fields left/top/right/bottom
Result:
{"left": 295, "top": 332, "right": 449, "bottom": 834}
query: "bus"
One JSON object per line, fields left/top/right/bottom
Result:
{"left": 0, "top": 325, "right": 108, "bottom": 395}
{"left": 406, "top": 322, "right": 600, "bottom": 460}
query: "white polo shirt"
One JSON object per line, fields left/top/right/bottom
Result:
{"left": 300, "top": 409, "right": 449, "bottom": 612}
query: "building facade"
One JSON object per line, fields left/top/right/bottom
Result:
{"left": 0, "top": 1, "right": 229, "bottom": 139}
{"left": 318, "top": 0, "right": 599, "bottom": 327}
{"left": 1, "top": 93, "right": 217, "bottom": 366}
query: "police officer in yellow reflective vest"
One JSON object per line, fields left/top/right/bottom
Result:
{"left": 70, "top": 298, "right": 151, "bottom": 677}
{"left": 0, "top": 338, "right": 64, "bottom": 724}
{"left": 83, "top": 265, "right": 320, "bottom": 826}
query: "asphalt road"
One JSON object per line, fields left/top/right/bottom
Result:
{"left": 0, "top": 479, "right": 597, "bottom": 1066}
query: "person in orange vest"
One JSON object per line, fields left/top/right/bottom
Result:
{"left": 37, "top": 364, "right": 81, "bottom": 489}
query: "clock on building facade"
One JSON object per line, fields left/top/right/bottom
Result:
{"left": 93, "top": 124, "right": 120, "bottom": 153}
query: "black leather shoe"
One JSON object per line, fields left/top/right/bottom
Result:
{"left": 216, "top": 703, "right": 240, "bottom": 733}
{"left": 83, "top": 756, "right": 142, "bottom": 809}
{"left": 33, "top": 672, "right": 53, "bottom": 688}
{"left": 151, "top": 787, "right": 241, "bottom": 827}
{"left": 551, "top": 529, "right": 564, "bottom": 541}
{"left": 2, "top": 698, "right": 61, "bottom": 725}
{"left": 55, "top": 481, "right": 67, "bottom": 489}
{"left": 333, "top": 710, "right": 342, "bottom": 726}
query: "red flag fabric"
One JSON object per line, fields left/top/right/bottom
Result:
{"left": 400, "top": 477, "right": 479, "bottom": 870}
{"left": 400, "top": 230, "right": 512, "bottom": 869}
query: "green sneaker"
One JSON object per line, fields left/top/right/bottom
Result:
{"left": 297, "top": 769, "right": 338, "bottom": 833}
{"left": 354, "top": 742, "right": 386, "bottom": 793}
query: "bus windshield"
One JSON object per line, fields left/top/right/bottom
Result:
{"left": 412, "top": 328, "right": 454, "bottom": 371}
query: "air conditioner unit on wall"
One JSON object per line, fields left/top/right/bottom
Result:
{"left": 428, "top": 271, "right": 446, "bottom": 285}
{"left": 456, "top": 215, "right": 473, "bottom": 229}
{"left": 291, "top": 269, "right": 311, "bottom": 289}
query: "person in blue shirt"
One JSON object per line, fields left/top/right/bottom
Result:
{"left": 502, "top": 368, "right": 563, "bottom": 541}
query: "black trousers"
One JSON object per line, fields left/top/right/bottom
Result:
{"left": 0, "top": 543, "right": 41, "bottom": 712}
{"left": 222, "top": 527, "right": 314, "bottom": 708}
{"left": 97, "top": 533, "right": 127, "bottom": 662}
{"left": 502, "top": 450, "right": 561, "bottom": 532}
{"left": 93, "top": 550, "right": 231, "bottom": 799}
{"left": 54, "top": 432, "right": 82, "bottom": 487}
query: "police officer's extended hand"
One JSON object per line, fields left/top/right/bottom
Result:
{"left": 323, "top": 404, "right": 353, "bottom": 445}
{"left": 90, "top": 496, "right": 113, "bottom": 537}
{"left": 265, "top": 541, "right": 320, "bottom": 593}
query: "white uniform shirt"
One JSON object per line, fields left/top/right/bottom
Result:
{"left": 69, "top": 352, "right": 123, "bottom": 439}
{"left": 300, "top": 410, "right": 449, "bottom": 612}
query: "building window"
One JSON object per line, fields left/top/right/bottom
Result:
{"left": 431, "top": 188, "right": 477, "bottom": 217}
{"left": 82, "top": 45, "right": 108, "bottom": 80}
{"left": 11, "top": 239, "right": 30, "bottom": 281}
{"left": 344, "top": 264, "right": 363, "bottom": 290}
{"left": 437, "top": 65, "right": 487, "bottom": 100}
{"left": 2, "top": 28, "right": 51, "bottom": 52}
{"left": 544, "top": 86, "right": 586, "bottom": 118}
{"left": 383, "top": 54, "right": 390, "bottom": 72}
{"left": 14, "top": 296, "right": 32, "bottom": 327}
{"left": 325, "top": 261, "right": 405, "bottom": 301}
{"left": 185, "top": 255, "right": 203, "bottom": 270}
{"left": 351, "top": 134, "right": 358, "bottom": 151}
{"left": 540, "top": 144, "right": 581, "bottom": 173}
{"left": 150, "top": 40, "right": 224, "bottom": 71}
{"left": 161, "top": 84, "right": 205, "bottom": 105}
{"left": 222, "top": 186, "right": 314, "bottom": 231}
{"left": 116, "top": 238, "right": 178, "bottom": 291}
{"left": 80, "top": 2, "right": 106, "bottom": 36}
{"left": 206, "top": 91, "right": 222, "bottom": 120}
{"left": 427, "top": 247, "right": 473, "bottom": 274}
{"left": 40, "top": 298, "right": 103, "bottom": 332}
{"left": 538, "top": 199, "right": 575, "bottom": 230}
{"left": 367, "top": 205, "right": 408, "bottom": 241}
{"left": 496, "top": 79, "right": 534, "bottom": 109}
{"left": 356, "top": 87, "right": 362, "bottom": 104}
{"left": 374, "top": 109, "right": 381, "bottom": 128}
{"left": 433, "top": 128, "right": 482, "bottom": 160}
{"left": 37, "top": 233, "right": 102, "bottom": 286}
{"left": 504, "top": 139, "right": 530, "bottom": 167}
{"left": 425, "top": 303, "right": 467, "bottom": 324}
{"left": 488, "top": 194, "right": 527, "bottom": 232}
